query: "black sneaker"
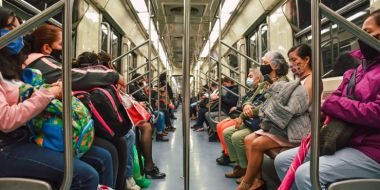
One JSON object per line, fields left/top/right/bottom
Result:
{"left": 216, "top": 154, "right": 231, "bottom": 166}
{"left": 145, "top": 166, "right": 166, "bottom": 179}
{"left": 168, "top": 126, "right": 176, "bottom": 132}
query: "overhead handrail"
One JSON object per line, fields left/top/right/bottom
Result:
{"left": 0, "top": 0, "right": 64, "bottom": 48}
{"left": 311, "top": 0, "right": 322, "bottom": 189}
{"left": 322, "top": 69, "right": 334, "bottom": 78}
{"left": 295, "top": 0, "right": 368, "bottom": 38}
{"left": 221, "top": 41, "right": 260, "bottom": 67}
{"left": 62, "top": 0, "right": 74, "bottom": 189}
{"left": 128, "top": 56, "right": 158, "bottom": 74}
{"left": 130, "top": 86, "right": 146, "bottom": 96}
{"left": 112, "top": 40, "right": 149, "bottom": 64}
{"left": 13, "top": 0, "right": 62, "bottom": 27}
{"left": 210, "top": 56, "right": 239, "bottom": 74}
{"left": 319, "top": 3, "right": 380, "bottom": 51}
{"left": 221, "top": 73, "right": 250, "bottom": 91}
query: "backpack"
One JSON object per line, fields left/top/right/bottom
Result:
{"left": 74, "top": 85, "right": 132, "bottom": 139}
{"left": 20, "top": 68, "right": 94, "bottom": 157}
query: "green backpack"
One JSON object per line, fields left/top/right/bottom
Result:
{"left": 20, "top": 68, "right": 94, "bottom": 157}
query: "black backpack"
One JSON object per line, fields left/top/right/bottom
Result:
{"left": 74, "top": 85, "right": 132, "bottom": 139}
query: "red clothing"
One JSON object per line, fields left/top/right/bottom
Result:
{"left": 217, "top": 119, "right": 237, "bottom": 155}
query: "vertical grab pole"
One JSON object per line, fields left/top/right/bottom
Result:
{"left": 217, "top": 1, "right": 222, "bottom": 121}
{"left": 148, "top": 0, "right": 152, "bottom": 107}
{"left": 183, "top": 0, "right": 191, "bottom": 189}
{"left": 61, "top": 0, "right": 73, "bottom": 189}
{"left": 311, "top": 0, "right": 322, "bottom": 190}
{"left": 157, "top": 34, "right": 160, "bottom": 117}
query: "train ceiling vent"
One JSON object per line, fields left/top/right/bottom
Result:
{"left": 163, "top": 4, "right": 205, "bottom": 23}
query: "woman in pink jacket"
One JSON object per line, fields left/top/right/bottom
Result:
{"left": 275, "top": 9, "right": 380, "bottom": 190}
{"left": 0, "top": 7, "right": 113, "bottom": 189}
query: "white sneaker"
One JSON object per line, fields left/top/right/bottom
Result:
{"left": 126, "top": 177, "right": 141, "bottom": 190}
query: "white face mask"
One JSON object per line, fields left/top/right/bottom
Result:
{"left": 246, "top": 77, "right": 254, "bottom": 87}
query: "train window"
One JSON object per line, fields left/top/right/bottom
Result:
{"left": 247, "top": 23, "right": 268, "bottom": 70}
{"left": 282, "top": 0, "right": 364, "bottom": 32}
{"left": 296, "top": 2, "right": 369, "bottom": 77}
{"left": 101, "top": 19, "right": 122, "bottom": 72}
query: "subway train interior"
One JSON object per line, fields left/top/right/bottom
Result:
{"left": 0, "top": 0, "right": 379, "bottom": 190}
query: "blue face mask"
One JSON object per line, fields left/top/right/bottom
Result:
{"left": 246, "top": 77, "right": 254, "bottom": 87}
{"left": 0, "top": 29, "right": 24, "bottom": 55}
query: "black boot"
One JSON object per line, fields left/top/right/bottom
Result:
{"left": 216, "top": 154, "right": 232, "bottom": 166}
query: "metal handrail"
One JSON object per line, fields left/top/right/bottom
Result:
{"left": 0, "top": 0, "right": 64, "bottom": 48}
{"left": 128, "top": 56, "right": 158, "bottom": 75}
{"left": 126, "top": 72, "right": 149, "bottom": 86}
{"left": 13, "top": 0, "right": 62, "bottom": 27}
{"left": 221, "top": 41, "right": 260, "bottom": 67}
{"left": 221, "top": 73, "right": 250, "bottom": 91}
{"left": 295, "top": 0, "right": 368, "bottom": 38}
{"left": 311, "top": 0, "right": 322, "bottom": 189}
{"left": 112, "top": 40, "right": 149, "bottom": 64}
{"left": 319, "top": 3, "right": 380, "bottom": 52}
{"left": 62, "top": 0, "right": 74, "bottom": 189}
{"left": 210, "top": 56, "right": 239, "bottom": 74}
{"left": 130, "top": 86, "right": 146, "bottom": 96}
{"left": 183, "top": 0, "right": 191, "bottom": 189}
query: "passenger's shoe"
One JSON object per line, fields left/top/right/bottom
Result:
{"left": 156, "top": 133, "right": 169, "bottom": 142}
{"left": 125, "top": 177, "right": 141, "bottom": 190}
{"left": 208, "top": 132, "right": 218, "bottom": 142}
{"left": 191, "top": 125, "right": 201, "bottom": 129}
{"left": 168, "top": 126, "right": 176, "bottom": 132}
{"left": 145, "top": 165, "right": 166, "bottom": 179}
{"left": 216, "top": 154, "right": 231, "bottom": 165}
{"left": 225, "top": 166, "right": 246, "bottom": 178}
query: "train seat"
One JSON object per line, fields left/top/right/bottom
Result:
{"left": 0, "top": 178, "right": 52, "bottom": 190}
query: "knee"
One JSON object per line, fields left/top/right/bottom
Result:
{"left": 73, "top": 162, "right": 99, "bottom": 189}
{"left": 231, "top": 133, "right": 243, "bottom": 145}
{"left": 244, "top": 135, "right": 252, "bottom": 147}
{"left": 250, "top": 139, "right": 266, "bottom": 151}
{"left": 223, "top": 129, "right": 232, "bottom": 141}
{"left": 295, "top": 163, "right": 311, "bottom": 189}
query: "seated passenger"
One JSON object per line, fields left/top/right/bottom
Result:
{"left": 76, "top": 51, "right": 142, "bottom": 189}
{"left": 237, "top": 44, "right": 314, "bottom": 190}
{"left": 275, "top": 10, "right": 380, "bottom": 190}
{"left": 223, "top": 51, "right": 290, "bottom": 182}
{"left": 216, "top": 68, "right": 262, "bottom": 165}
{"left": 205, "top": 77, "right": 239, "bottom": 140}
{"left": 191, "top": 83, "right": 219, "bottom": 131}
{"left": 0, "top": 7, "right": 113, "bottom": 189}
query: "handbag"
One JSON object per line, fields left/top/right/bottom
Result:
{"left": 319, "top": 68, "right": 358, "bottom": 156}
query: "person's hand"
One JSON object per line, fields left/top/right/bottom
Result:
{"left": 235, "top": 117, "right": 243, "bottom": 130}
{"left": 46, "top": 85, "right": 62, "bottom": 99}
{"left": 211, "top": 95, "right": 218, "bottom": 101}
{"left": 243, "top": 105, "right": 253, "bottom": 117}
{"left": 139, "top": 102, "right": 147, "bottom": 108}
{"left": 118, "top": 75, "right": 126, "bottom": 92}
{"left": 229, "top": 107, "right": 237, "bottom": 113}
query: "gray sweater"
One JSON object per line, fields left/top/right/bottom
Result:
{"left": 259, "top": 79, "right": 311, "bottom": 143}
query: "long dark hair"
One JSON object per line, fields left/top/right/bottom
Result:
{"left": 0, "top": 7, "right": 26, "bottom": 80}
{"left": 369, "top": 9, "right": 380, "bottom": 26}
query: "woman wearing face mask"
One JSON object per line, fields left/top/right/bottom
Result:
{"left": 275, "top": 10, "right": 380, "bottom": 190}
{"left": 23, "top": 24, "right": 126, "bottom": 91}
{"left": 0, "top": 7, "right": 114, "bottom": 189}
{"left": 236, "top": 45, "right": 313, "bottom": 190}
{"left": 215, "top": 68, "right": 262, "bottom": 165}
{"left": 223, "top": 51, "right": 289, "bottom": 182}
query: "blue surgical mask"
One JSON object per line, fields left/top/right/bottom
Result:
{"left": 246, "top": 77, "right": 254, "bottom": 87}
{"left": 0, "top": 29, "right": 24, "bottom": 55}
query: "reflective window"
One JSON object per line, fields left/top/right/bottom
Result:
{"left": 296, "top": 3, "right": 369, "bottom": 78}
{"left": 101, "top": 18, "right": 122, "bottom": 72}
{"left": 282, "top": 0, "right": 366, "bottom": 32}
{"left": 247, "top": 23, "right": 268, "bottom": 70}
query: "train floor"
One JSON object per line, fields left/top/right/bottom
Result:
{"left": 148, "top": 106, "right": 237, "bottom": 190}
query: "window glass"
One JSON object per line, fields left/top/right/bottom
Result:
{"left": 247, "top": 23, "right": 268, "bottom": 71}
{"left": 296, "top": 4, "right": 369, "bottom": 78}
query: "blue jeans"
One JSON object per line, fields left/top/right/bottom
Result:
{"left": 190, "top": 102, "right": 197, "bottom": 116}
{"left": 274, "top": 147, "right": 380, "bottom": 190}
{"left": 154, "top": 111, "right": 165, "bottom": 133}
{"left": 0, "top": 142, "right": 113, "bottom": 190}
{"left": 195, "top": 107, "right": 208, "bottom": 126}
{"left": 125, "top": 130, "right": 136, "bottom": 178}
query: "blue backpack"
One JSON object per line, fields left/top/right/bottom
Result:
{"left": 20, "top": 68, "right": 95, "bottom": 157}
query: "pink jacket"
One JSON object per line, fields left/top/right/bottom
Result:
{"left": 322, "top": 50, "right": 380, "bottom": 163}
{"left": 0, "top": 73, "right": 53, "bottom": 133}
